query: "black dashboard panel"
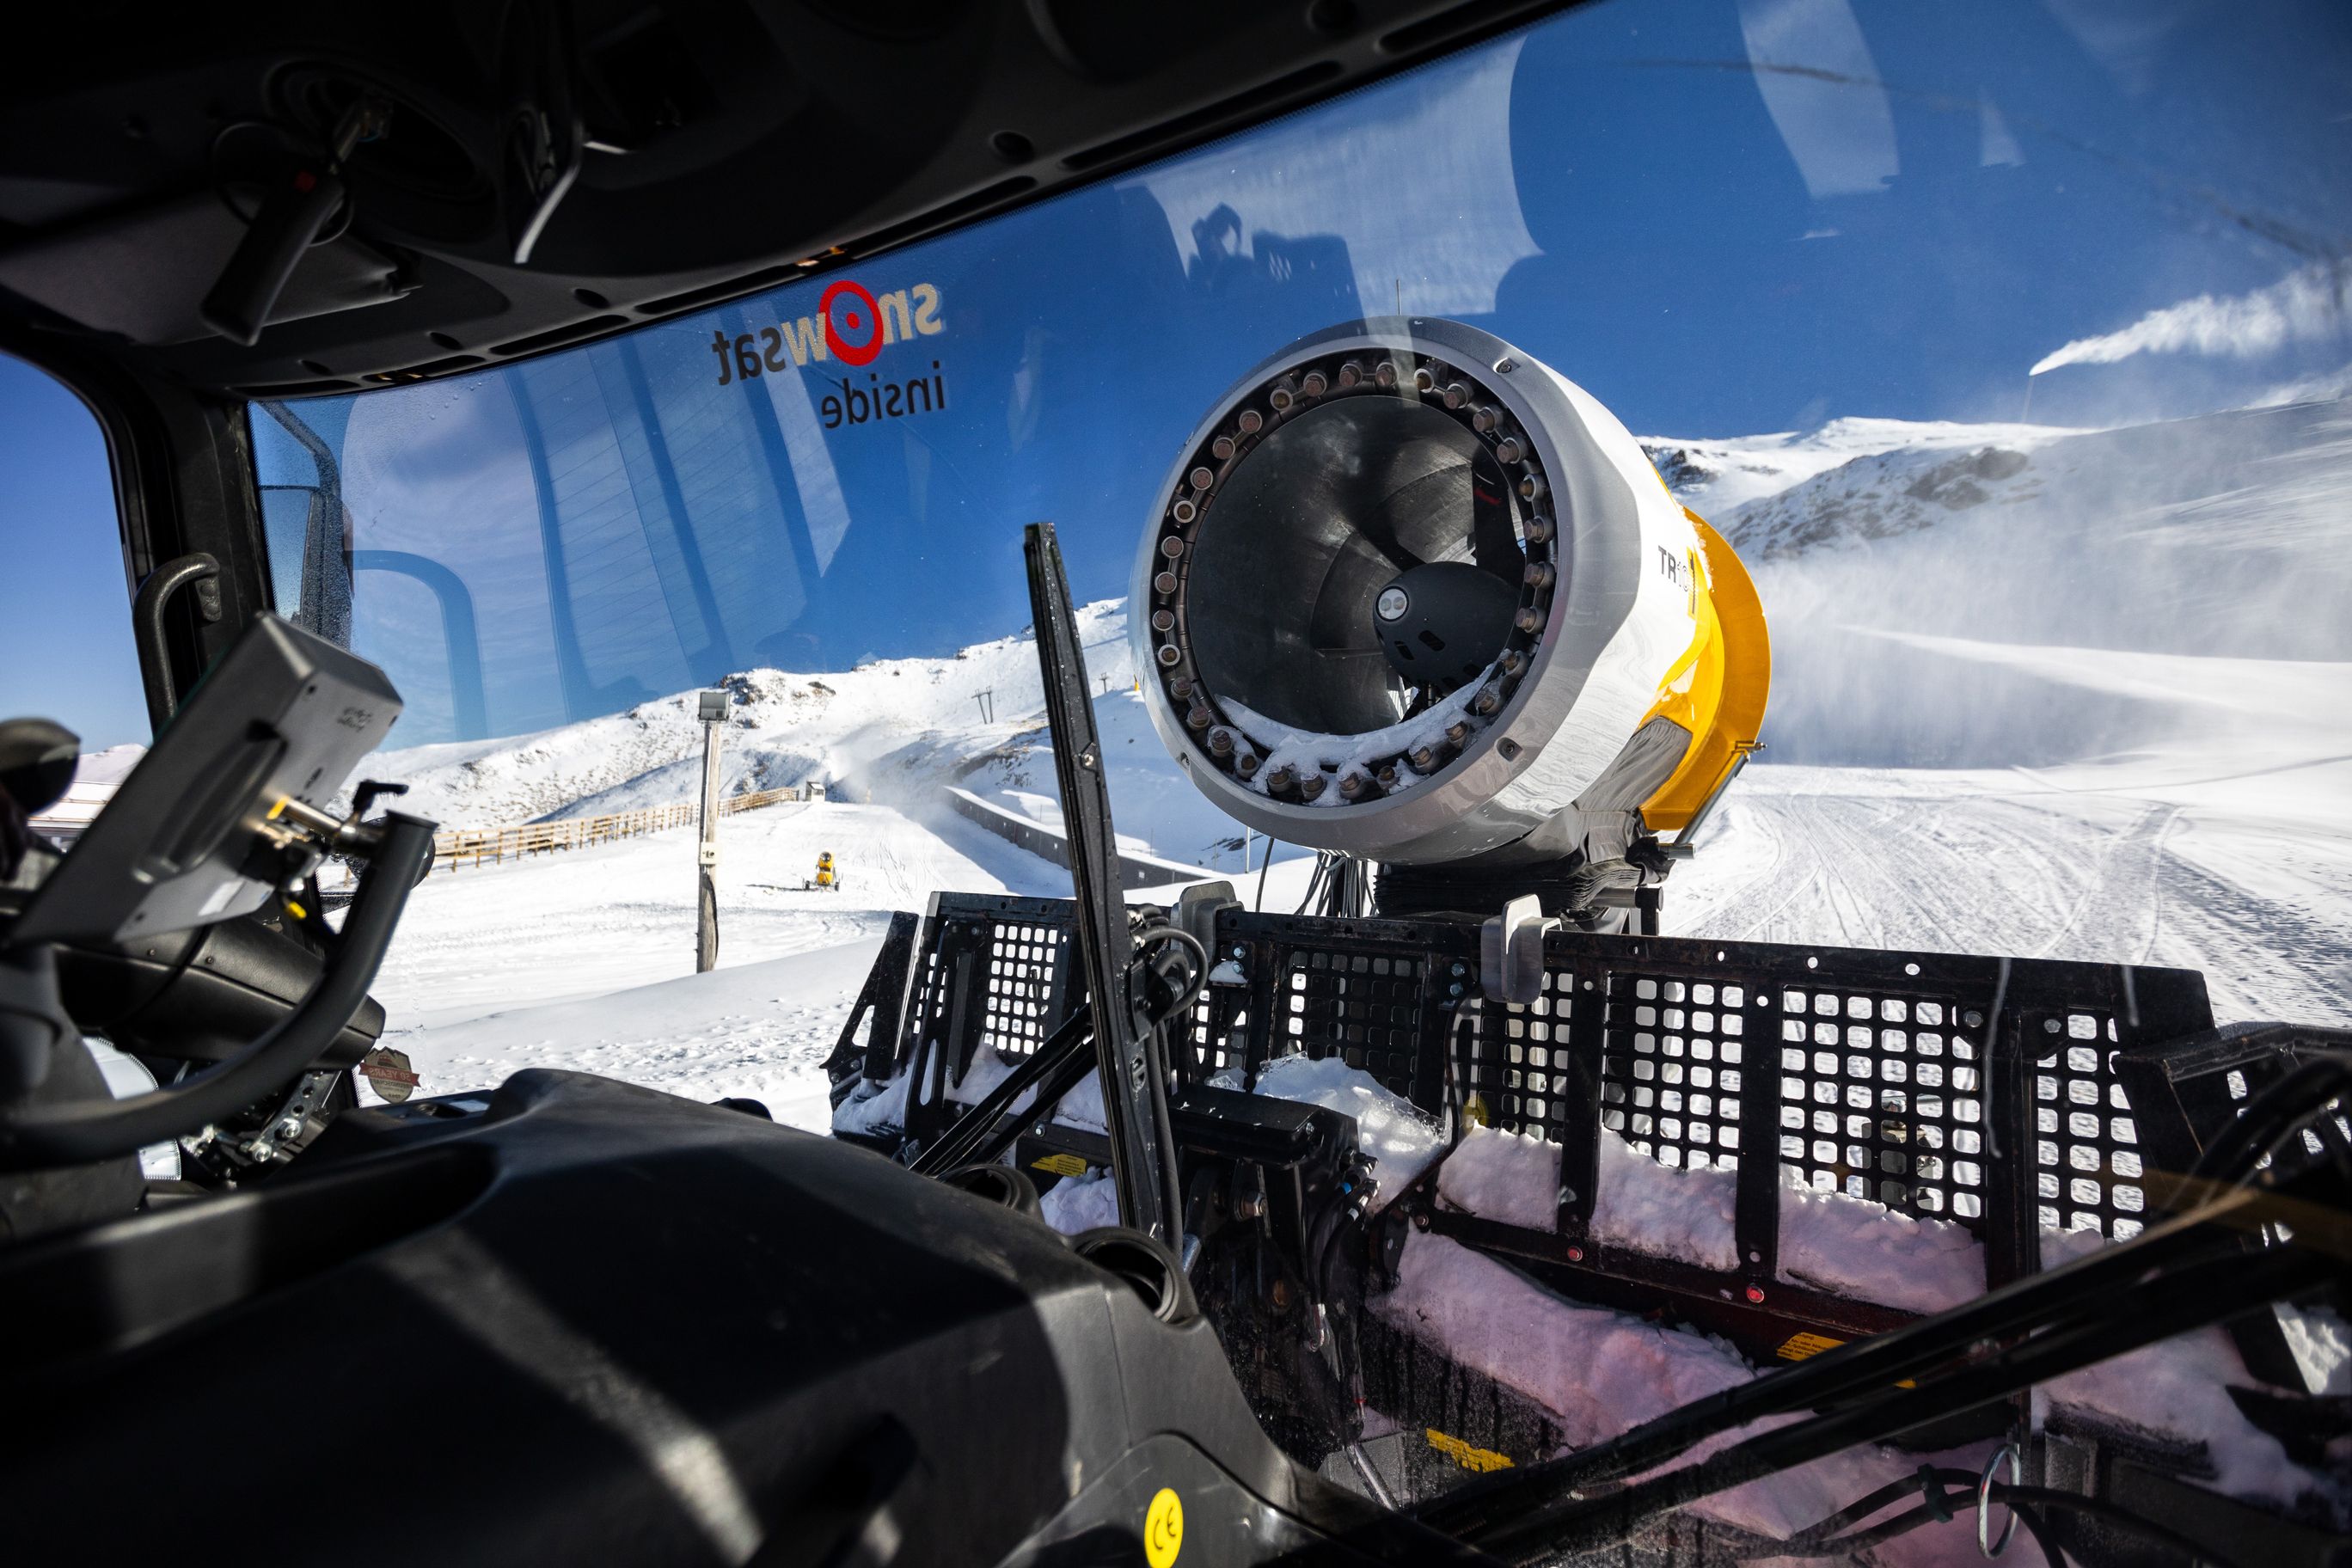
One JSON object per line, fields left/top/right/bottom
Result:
{"left": 0, "top": 1070, "right": 1461, "bottom": 1565}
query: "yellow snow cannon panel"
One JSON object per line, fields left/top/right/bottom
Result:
{"left": 1638, "top": 513, "right": 1769, "bottom": 836}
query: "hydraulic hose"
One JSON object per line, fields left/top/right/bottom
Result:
{"left": 1756, "top": 1466, "right": 2239, "bottom": 1568}
{"left": 2188, "top": 1055, "right": 2352, "bottom": 1188}
{"left": 0, "top": 812, "right": 435, "bottom": 1170}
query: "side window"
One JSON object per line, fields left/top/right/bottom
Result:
{"left": 0, "top": 352, "right": 147, "bottom": 829}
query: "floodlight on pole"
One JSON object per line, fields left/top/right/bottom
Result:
{"left": 695, "top": 689, "right": 725, "bottom": 972}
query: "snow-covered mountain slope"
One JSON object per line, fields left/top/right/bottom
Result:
{"left": 370, "top": 599, "right": 1141, "bottom": 830}
{"left": 1638, "top": 417, "right": 2079, "bottom": 521}
{"left": 1712, "top": 397, "right": 2352, "bottom": 771}
{"left": 27, "top": 743, "right": 148, "bottom": 843}
{"left": 1713, "top": 397, "right": 2352, "bottom": 585}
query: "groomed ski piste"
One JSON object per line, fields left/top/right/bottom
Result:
{"left": 68, "top": 393, "right": 2352, "bottom": 1555}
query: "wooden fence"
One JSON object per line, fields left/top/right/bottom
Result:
{"left": 430, "top": 787, "right": 802, "bottom": 872}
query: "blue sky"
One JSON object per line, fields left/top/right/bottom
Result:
{"left": 9, "top": 0, "right": 2349, "bottom": 750}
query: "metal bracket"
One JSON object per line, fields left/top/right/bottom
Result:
{"left": 1479, "top": 893, "right": 1556, "bottom": 1004}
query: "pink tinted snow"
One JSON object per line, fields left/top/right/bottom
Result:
{"left": 1039, "top": 1171, "right": 1121, "bottom": 1234}
{"left": 1422, "top": 1130, "right": 2346, "bottom": 1517}
{"left": 2037, "top": 1226, "right": 2340, "bottom": 1505}
{"left": 1440, "top": 1124, "right": 1986, "bottom": 1307}
{"left": 1438, "top": 1124, "right": 1738, "bottom": 1271}
{"left": 1776, "top": 1172, "right": 1984, "bottom": 1313}
{"left": 1377, "top": 1234, "right": 1997, "bottom": 1555}
{"left": 1436, "top": 1125, "right": 1561, "bottom": 1230}
{"left": 1594, "top": 1129, "right": 1738, "bottom": 1271}
{"left": 1242, "top": 1055, "right": 1446, "bottom": 1208}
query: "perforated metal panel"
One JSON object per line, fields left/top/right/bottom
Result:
{"left": 1195, "top": 986, "right": 1250, "bottom": 1081}
{"left": 1603, "top": 976, "right": 1750, "bottom": 1175}
{"left": 979, "top": 918, "right": 1068, "bottom": 1057}
{"left": 1775, "top": 985, "right": 1987, "bottom": 1222}
{"left": 2027, "top": 1008, "right": 2146, "bottom": 1239}
{"left": 870, "top": 893, "right": 2217, "bottom": 1294}
{"left": 1461, "top": 973, "right": 1582, "bottom": 1144}
{"left": 1279, "top": 948, "right": 1426, "bottom": 1099}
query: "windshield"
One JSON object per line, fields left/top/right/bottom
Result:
{"left": 245, "top": 0, "right": 2352, "bottom": 1126}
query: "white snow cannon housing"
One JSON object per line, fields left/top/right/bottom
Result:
{"left": 1131, "top": 318, "right": 1769, "bottom": 919}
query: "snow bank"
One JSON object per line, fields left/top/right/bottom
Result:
{"left": 1240, "top": 1055, "right": 1446, "bottom": 1208}
{"left": 380, "top": 937, "right": 884, "bottom": 1130}
{"left": 944, "top": 1045, "right": 1107, "bottom": 1132}
{"left": 1375, "top": 1234, "right": 1993, "bottom": 1548}
{"left": 830, "top": 1073, "right": 910, "bottom": 1136}
{"left": 1436, "top": 1125, "right": 1560, "bottom": 1230}
{"left": 1039, "top": 1171, "right": 1120, "bottom": 1235}
{"left": 1439, "top": 1125, "right": 1984, "bottom": 1308}
{"left": 1437, "top": 1126, "right": 1739, "bottom": 1272}
{"left": 2038, "top": 1226, "right": 2343, "bottom": 1507}
{"left": 1777, "top": 1172, "right": 1985, "bottom": 1314}
{"left": 1594, "top": 1129, "right": 1739, "bottom": 1272}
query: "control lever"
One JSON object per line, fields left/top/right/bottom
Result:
{"left": 199, "top": 94, "right": 392, "bottom": 346}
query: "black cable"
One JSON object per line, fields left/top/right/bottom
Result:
{"left": 1473, "top": 1241, "right": 2324, "bottom": 1561}
{"left": 1419, "top": 1180, "right": 2271, "bottom": 1541}
{"left": 2190, "top": 1056, "right": 2352, "bottom": 1187}
{"left": 1760, "top": 1467, "right": 2238, "bottom": 1568}
{"left": 1254, "top": 835, "right": 1275, "bottom": 913}
{"left": 1442, "top": 997, "right": 1482, "bottom": 1137}
{"left": 0, "top": 813, "right": 435, "bottom": 1169}
{"left": 1134, "top": 925, "right": 1209, "bottom": 1018}
{"left": 1294, "top": 851, "right": 1332, "bottom": 916}
{"left": 1736, "top": 1469, "right": 1929, "bottom": 1553}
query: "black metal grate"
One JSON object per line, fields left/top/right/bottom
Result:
{"left": 1281, "top": 949, "right": 1426, "bottom": 1099}
{"left": 1469, "top": 974, "right": 1581, "bottom": 1145}
{"left": 1194, "top": 986, "right": 1249, "bottom": 1081}
{"left": 1603, "top": 976, "right": 1749, "bottom": 1175}
{"left": 866, "top": 893, "right": 2220, "bottom": 1291}
{"left": 979, "top": 919, "right": 1067, "bottom": 1057}
{"left": 1773, "top": 985, "right": 1988, "bottom": 1223}
{"left": 2028, "top": 1009, "right": 2146, "bottom": 1240}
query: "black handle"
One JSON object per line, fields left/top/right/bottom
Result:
{"left": 199, "top": 164, "right": 346, "bottom": 346}
{"left": 131, "top": 553, "right": 222, "bottom": 718}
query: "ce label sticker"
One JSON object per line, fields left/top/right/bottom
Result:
{"left": 1143, "top": 1486, "right": 1183, "bottom": 1568}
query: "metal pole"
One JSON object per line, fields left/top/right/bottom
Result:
{"left": 695, "top": 689, "right": 725, "bottom": 972}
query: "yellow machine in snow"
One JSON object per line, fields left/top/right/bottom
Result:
{"left": 810, "top": 851, "right": 838, "bottom": 891}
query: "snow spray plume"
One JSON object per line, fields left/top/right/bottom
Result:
{"left": 1727, "top": 396, "right": 2352, "bottom": 769}
{"left": 2030, "top": 263, "right": 2348, "bottom": 377}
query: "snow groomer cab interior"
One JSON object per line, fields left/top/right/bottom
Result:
{"left": 1, "top": 3, "right": 2348, "bottom": 1566}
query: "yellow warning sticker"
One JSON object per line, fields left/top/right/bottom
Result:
{"left": 1777, "top": 1332, "right": 1844, "bottom": 1363}
{"left": 1425, "top": 1429, "right": 1514, "bottom": 1473}
{"left": 1143, "top": 1486, "right": 1183, "bottom": 1568}
{"left": 1031, "top": 1153, "right": 1089, "bottom": 1179}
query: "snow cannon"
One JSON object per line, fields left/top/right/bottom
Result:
{"left": 1130, "top": 318, "right": 1770, "bottom": 917}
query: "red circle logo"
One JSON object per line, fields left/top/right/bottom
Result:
{"left": 821, "top": 280, "right": 884, "bottom": 366}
